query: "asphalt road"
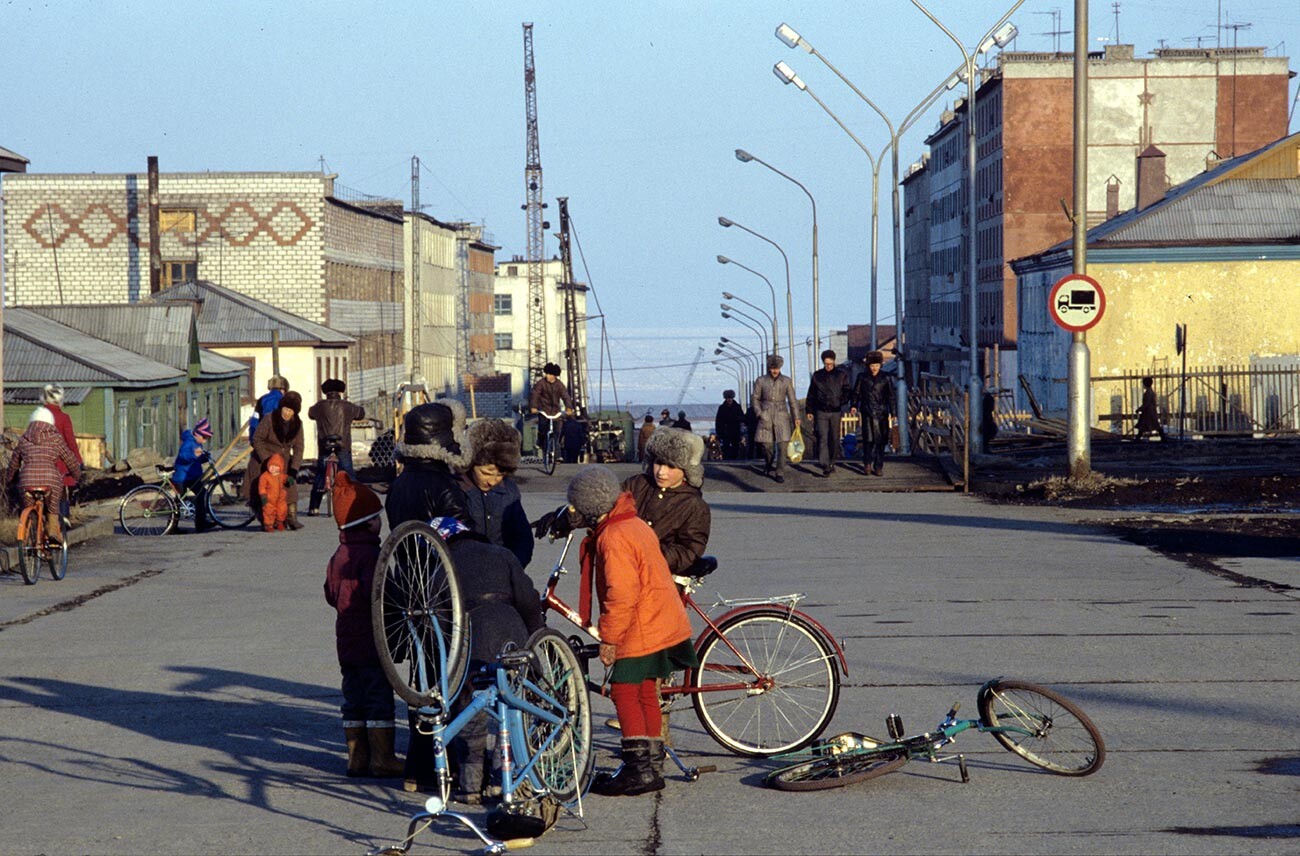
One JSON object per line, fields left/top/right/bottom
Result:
{"left": 1, "top": 485, "right": 1297, "bottom": 855}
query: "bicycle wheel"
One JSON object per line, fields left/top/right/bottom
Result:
{"left": 323, "top": 459, "right": 337, "bottom": 517}
{"left": 119, "top": 485, "right": 178, "bottom": 536}
{"left": 977, "top": 679, "right": 1105, "bottom": 776}
{"left": 48, "top": 521, "right": 69, "bottom": 581}
{"left": 512, "top": 629, "right": 594, "bottom": 804}
{"left": 542, "top": 433, "right": 557, "bottom": 475}
{"left": 690, "top": 609, "right": 840, "bottom": 756}
{"left": 205, "top": 475, "right": 254, "bottom": 529}
{"left": 766, "top": 748, "right": 908, "bottom": 792}
{"left": 371, "top": 521, "right": 469, "bottom": 708}
{"left": 18, "top": 509, "right": 41, "bottom": 585}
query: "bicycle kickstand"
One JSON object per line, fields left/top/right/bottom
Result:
{"left": 665, "top": 745, "right": 716, "bottom": 782}
{"left": 957, "top": 753, "right": 970, "bottom": 784}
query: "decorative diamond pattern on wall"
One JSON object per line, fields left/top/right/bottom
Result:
{"left": 22, "top": 200, "right": 316, "bottom": 249}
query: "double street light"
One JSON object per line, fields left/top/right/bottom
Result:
{"left": 718, "top": 217, "right": 793, "bottom": 371}
{"left": 717, "top": 253, "right": 778, "bottom": 354}
{"left": 721, "top": 306, "right": 768, "bottom": 358}
{"left": 734, "top": 149, "right": 818, "bottom": 371}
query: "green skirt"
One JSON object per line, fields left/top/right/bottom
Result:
{"left": 610, "top": 639, "right": 700, "bottom": 684}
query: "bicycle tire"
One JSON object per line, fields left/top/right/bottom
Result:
{"left": 18, "top": 508, "right": 41, "bottom": 584}
{"left": 977, "top": 679, "right": 1105, "bottom": 776}
{"left": 204, "top": 475, "right": 254, "bottom": 529}
{"left": 119, "top": 485, "right": 178, "bottom": 536}
{"left": 690, "top": 609, "right": 840, "bottom": 757}
{"left": 48, "top": 519, "right": 69, "bottom": 580}
{"left": 515, "top": 628, "right": 595, "bottom": 804}
{"left": 766, "top": 748, "right": 908, "bottom": 792}
{"left": 323, "top": 459, "right": 338, "bottom": 517}
{"left": 542, "top": 434, "right": 557, "bottom": 475}
{"left": 371, "top": 521, "right": 469, "bottom": 708}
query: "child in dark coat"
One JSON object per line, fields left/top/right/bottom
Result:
{"left": 323, "top": 472, "right": 403, "bottom": 778}
{"left": 429, "top": 516, "right": 545, "bottom": 805}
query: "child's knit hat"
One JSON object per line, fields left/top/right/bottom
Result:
{"left": 334, "top": 471, "right": 383, "bottom": 530}
{"left": 193, "top": 418, "right": 213, "bottom": 439}
{"left": 566, "top": 465, "right": 622, "bottom": 526}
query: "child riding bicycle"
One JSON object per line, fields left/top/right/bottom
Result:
{"left": 173, "top": 418, "right": 215, "bottom": 532}
{"left": 5, "top": 410, "right": 82, "bottom": 545}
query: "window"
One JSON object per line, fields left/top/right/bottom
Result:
{"left": 495, "top": 332, "right": 514, "bottom": 350}
{"left": 161, "top": 260, "right": 197, "bottom": 288}
{"left": 507, "top": 265, "right": 518, "bottom": 276}
{"left": 160, "top": 209, "right": 196, "bottom": 234}
{"left": 494, "top": 293, "right": 513, "bottom": 315}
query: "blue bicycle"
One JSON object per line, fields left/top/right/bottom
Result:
{"left": 765, "top": 678, "right": 1104, "bottom": 791}
{"left": 368, "top": 521, "right": 594, "bottom": 854}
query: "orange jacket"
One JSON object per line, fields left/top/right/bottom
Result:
{"left": 258, "top": 454, "right": 288, "bottom": 514}
{"left": 594, "top": 492, "right": 692, "bottom": 660}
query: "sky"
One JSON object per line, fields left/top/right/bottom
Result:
{"left": 4, "top": 0, "right": 1298, "bottom": 409}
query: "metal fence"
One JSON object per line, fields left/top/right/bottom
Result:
{"left": 1093, "top": 362, "right": 1300, "bottom": 437}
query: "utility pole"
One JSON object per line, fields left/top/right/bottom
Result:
{"left": 556, "top": 197, "right": 586, "bottom": 416}
{"left": 410, "top": 156, "right": 421, "bottom": 381}
{"left": 1068, "top": 0, "right": 1092, "bottom": 479}
{"left": 147, "top": 156, "right": 161, "bottom": 295}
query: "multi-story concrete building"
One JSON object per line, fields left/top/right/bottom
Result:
{"left": 492, "top": 256, "right": 588, "bottom": 406}
{"left": 1, "top": 170, "right": 406, "bottom": 418}
{"left": 403, "top": 213, "right": 498, "bottom": 397}
{"left": 906, "top": 43, "right": 1294, "bottom": 388}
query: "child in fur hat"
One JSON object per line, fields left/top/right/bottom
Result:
{"left": 258, "top": 453, "right": 290, "bottom": 531}
{"left": 323, "top": 472, "right": 403, "bottom": 778}
{"left": 462, "top": 419, "right": 533, "bottom": 568}
{"left": 567, "top": 465, "right": 698, "bottom": 797}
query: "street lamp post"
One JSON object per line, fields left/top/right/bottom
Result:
{"left": 719, "top": 218, "right": 793, "bottom": 372}
{"left": 722, "top": 290, "right": 776, "bottom": 346}
{"left": 734, "top": 149, "right": 817, "bottom": 377}
{"left": 722, "top": 309, "right": 768, "bottom": 359}
{"left": 714, "top": 364, "right": 745, "bottom": 407}
{"left": 909, "top": 1, "right": 1025, "bottom": 455}
{"left": 714, "top": 351, "right": 750, "bottom": 403}
{"left": 717, "top": 253, "right": 779, "bottom": 357}
{"left": 720, "top": 336, "right": 761, "bottom": 381}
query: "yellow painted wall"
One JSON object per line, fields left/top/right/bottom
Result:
{"left": 212, "top": 345, "right": 320, "bottom": 449}
{"left": 1088, "top": 258, "right": 1300, "bottom": 373}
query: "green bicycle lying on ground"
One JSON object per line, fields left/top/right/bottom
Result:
{"left": 765, "top": 678, "right": 1104, "bottom": 791}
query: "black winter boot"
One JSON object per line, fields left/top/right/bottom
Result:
{"left": 647, "top": 737, "right": 665, "bottom": 782}
{"left": 590, "top": 738, "right": 664, "bottom": 796}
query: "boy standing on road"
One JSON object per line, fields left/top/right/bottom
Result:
{"left": 323, "top": 472, "right": 403, "bottom": 779}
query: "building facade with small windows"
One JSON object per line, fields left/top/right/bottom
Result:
{"left": 1, "top": 170, "right": 405, "bottom": 420}
{"left": 492, "top": 256, "right": 588, "bottom": 405}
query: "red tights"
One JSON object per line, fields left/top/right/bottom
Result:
{"left": 609, "top": 679, "right": 661, "bottom": 738}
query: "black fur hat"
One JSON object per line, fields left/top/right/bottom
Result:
{"left": 398, "top": 399, "right": 472, "bottom": 471}
{"left": 467, "top": 419, "right": 522, "bottom": 474}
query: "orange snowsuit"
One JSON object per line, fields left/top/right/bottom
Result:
{"left": 258, "top": 454, "right": 289, "bottom": 531}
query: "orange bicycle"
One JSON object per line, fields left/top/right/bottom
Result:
{"left": 16, "top": 488, "right": 68, "bottom": 585}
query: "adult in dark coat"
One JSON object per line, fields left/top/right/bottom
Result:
{"left": 1135, "top": 376, "right": 1165, "bottom": 440}
{"left": 462, "top": 418, "right": 533, "bottom": 569}
{"left": 307, "top": 378, "right": 366, "bottom": 515}
{"left": 805, "top": 350, "right": 851, "bottom": 477}
{"left": 850, "top": 351, "right": 895, "bottom": 476}
{"left": 246, "top": 390, "right": 305, "bottom": 528}
{"left": 714, "top": 391, "right": 743, "bottom": 460}
{"left": 384, "top": 400, "right": 471, "bottom": 531}
{"left": 432, "top": 516, "right": 544, "bottom": 803}
{"left": 561, "top": 416, "right": 589, "bottom": 464}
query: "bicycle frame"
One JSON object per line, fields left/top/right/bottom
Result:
{"left": 540, "top": 534, "right": 848, "bottom": 696}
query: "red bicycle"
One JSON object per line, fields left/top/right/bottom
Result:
{"left": 540, "top": 532, "right": 847, "bottom": 757}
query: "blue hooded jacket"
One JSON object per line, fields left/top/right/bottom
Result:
{"left": 248, "top": 388, "right": 285, "bottom": 442}
{"left": 174, "top": 430, "right": 209, "bottom": 486}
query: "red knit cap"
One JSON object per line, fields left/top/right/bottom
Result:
{"left": 333, "top": 471, "right": 382, "bottom": 530}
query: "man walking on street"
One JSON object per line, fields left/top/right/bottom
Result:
{"left": 851, "top": 351, "right": 895, "bottom": 477}
{"left": 753, "top": 354, "right": 799, "bottom": 483}
{"left": 805, "top": 350, "right": 850, "bottom": 477}
{"left": 715, "top": 390, "right": 743, "bottom": 460}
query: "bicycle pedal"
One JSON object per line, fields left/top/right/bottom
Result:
{"left": 886, "top": 713, "right": 904, "bottom": 740}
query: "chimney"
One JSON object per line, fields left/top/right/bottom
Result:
{"left": 1135, "top": 145, "right": 1167, "bottom": 211}
{"left": 1105, "top": 177, "right": 1121, "bottom": 220}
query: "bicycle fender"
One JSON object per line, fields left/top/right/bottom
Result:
{"left": 697, "top": 604, "right": 849, "bottom": 676}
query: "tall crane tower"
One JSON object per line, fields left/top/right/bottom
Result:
{"left": 522, "top": 22, "right": 548, "bottom": 382}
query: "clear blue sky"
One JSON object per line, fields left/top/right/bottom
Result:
{"left": 4, "top": 1, "right": 1297, "bottom": 408}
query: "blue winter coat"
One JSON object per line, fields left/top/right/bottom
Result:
{"left": 462, "top": 476, "right": 534, "bottom": 569}
{"left": 173, "top": 430, "right": 209, "bottom": 487}
{"left": 249, "top": 389, "right": 285, "bottom": 442}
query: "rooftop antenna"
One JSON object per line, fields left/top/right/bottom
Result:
{"left": 1035, "top": 8, "right": 1069, "bottom": 53}
{"left": 1110, "top": 2, "right": 1122, "bottom": 45}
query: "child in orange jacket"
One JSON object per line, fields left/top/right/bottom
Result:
{"left": 258, "top": 453, "right": 289, "bottom": 531}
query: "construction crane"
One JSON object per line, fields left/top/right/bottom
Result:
{"left": 675, "top": 347, "right": 705, "bottom": 407}
{"left": 556, "top": 197, "right": 586, "bottom": 416}
{"left": 522, "top": 22, "right": 549, "bottom": 383}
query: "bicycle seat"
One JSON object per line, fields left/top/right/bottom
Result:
{"left": 684, "top": 556, "right": 718, "bottom": 578}
{"left": 156, "top": 464, "right": 176, "bottom": 475}
{"left": 25, "top": 488, "right": 49, "bottom": 498}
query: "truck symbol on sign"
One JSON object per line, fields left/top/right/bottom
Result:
{"left": 1057, "top": 289, "right": 1096, "bottom": 314}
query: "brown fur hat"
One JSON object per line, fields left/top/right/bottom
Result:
{"left": 467, "top": 418, "right": 522, "bottom": 474}
{"left": 644, "top": 427, "right": 705, "bottom": 488}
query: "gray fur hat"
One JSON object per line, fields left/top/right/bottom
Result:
{"left": 397, "top": 398, "right": 473, "bottom": 471}
{"left": 644, "top": 427, "right": 705, "bottom": 488}
{"left": 567, "top": 465, "right": 623, "bottom": 526}
{"left": 766, "top": 353, "right": 784, "bottom": 370}
{"left": 467, "top": 418, "right": 521, "bottom": 474}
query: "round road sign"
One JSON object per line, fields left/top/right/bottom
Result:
{"left": 1048, "top": 273, "right": 1106, "bottom": 332}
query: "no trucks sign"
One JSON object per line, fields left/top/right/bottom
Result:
{"left": 1048, "top": 273, "right": 1106, "bottom": 332}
